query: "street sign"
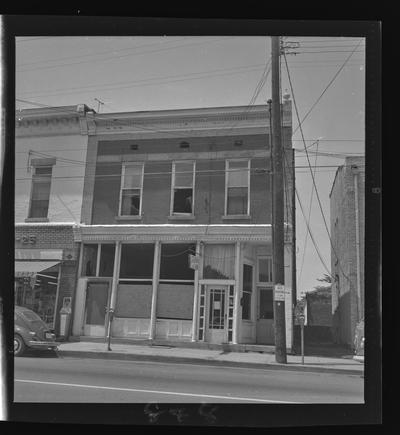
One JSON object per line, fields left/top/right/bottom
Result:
{"left": 274, "top": 284, "right": 286, "bottom": 301}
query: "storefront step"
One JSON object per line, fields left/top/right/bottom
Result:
{"left": 72, "top": 335, "right": 280, "bottom": 354}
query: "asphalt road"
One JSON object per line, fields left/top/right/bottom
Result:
{"left": 14, "top": 353, "right": 364, "bottom": 404}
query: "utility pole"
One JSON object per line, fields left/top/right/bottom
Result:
{"left": 271, "top": 36, "right": 287, "bottom": 364}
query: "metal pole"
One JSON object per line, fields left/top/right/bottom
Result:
{"left": 301, "top": 320, "right": 304, "bottom": 365}
{"left": 271, "top": 36, "right": 287, "bottom": 364}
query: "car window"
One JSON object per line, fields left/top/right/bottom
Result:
{"left": 21, "top": 310, "right": 42, "bottom": 322}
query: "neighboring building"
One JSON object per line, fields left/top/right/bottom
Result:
{"left": 330, "top": 156, "right": 365, "bottom": 349}
{"left": 305, "top": 287, "right": 332, "bottom": 327}
{"left": 15, "top": 105, "right": 95, "bottom": 335}
{"left": 71, "top": 98, "right": 296, "bottom": 348}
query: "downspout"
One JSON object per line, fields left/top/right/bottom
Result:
{"left": 353, "top": 168, "right": 362, "bottom": 322}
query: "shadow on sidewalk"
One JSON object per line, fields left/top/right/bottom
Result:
{"left": 293, "top": 343, "right": 354, "bottom": 359}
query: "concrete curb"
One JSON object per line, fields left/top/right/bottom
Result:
{"left": 57, "top": 349, "right": 364, "bottom": 376}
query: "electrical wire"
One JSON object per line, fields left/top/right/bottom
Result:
{"left": 283, "top": 51, "right": 353, "bottom": 285}
{"left": 291, "top": 39, "right": 364, "bottom": 136}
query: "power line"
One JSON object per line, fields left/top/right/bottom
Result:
{"left": 298, "top": 140, "right": 319, "bottom": 287}
{"left": 17, "top": 37, "right": 191, "bottom": 67}
{"left": 16, "top": 37, "right": 237, "bottom": 73}
{"left": 17, "top": 63, "right": 268, "bottom": 98}
{"left": 283, "top": 51, "right": 353, "bottom": 286}
{"left": 292, "top": 39, "right": 364, "bottom": 136}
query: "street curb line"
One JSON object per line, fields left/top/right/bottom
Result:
{"left": 57, "top": 350, "right": 364, "bottom": 376}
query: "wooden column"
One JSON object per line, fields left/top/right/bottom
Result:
{"left": 233, "top": 241, "right": 241, "bottom": 344}
{"left": 107, "top": 241, "right": 121, "bottom": 340}
{"left": 149, "top": 240, "right": 161, "bottom": 340}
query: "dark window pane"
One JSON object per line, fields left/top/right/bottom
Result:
{"left": 119, "top": 244, "right": 154, "bottom": 279}
{"left": 173, "top": 188, "right": 193, "bottom": 213}
{"left": 259, "top": 288, "right": 274, "bottom": 319}
{"left": 29, "top": 200, "right": 50, "bottom": 218}
{"left": 99, "top": 244, "right": 115, "bottom": 277}
{"left": 243, "top": 264, "right": 253, "bottom": 293}
{"left": 242, "top": 292, "right": 251, "bottom": 320}
{"left": 34, "top": 166, "right": 52, "bottom": 175}
{"left": 159, "top": 244, "right": 195, "bottom": 280}
{"left": 227, "top": 187, "right": 248, "bottom": 215}
{"left": 121, "top": 189, "right": 140, "bottom": 215}
{"left": 82, "top": 244, "right": 98, "bottom": 277}
{"left": 258, "top": 258, "right": 272, "bottom": 282}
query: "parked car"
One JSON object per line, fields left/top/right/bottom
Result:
{"left": 14, "top": 306, "right": 59, "bottom": 356}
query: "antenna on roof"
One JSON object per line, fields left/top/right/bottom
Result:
{"left": 94, "top": 98, "right": 105, "bottom": 113}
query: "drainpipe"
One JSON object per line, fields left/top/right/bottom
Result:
{"left": 149, "top": 240, "right": 161, "bottom": 340}
{"left": 352, "top": 167, "right": 362, "bottom": 322}
{"left": 191, "top": 241, "right": 202, "bottom": 342}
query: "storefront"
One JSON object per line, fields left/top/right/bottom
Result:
{"left": 72, "top": 224, "right": 294, "bottom": 347}
{"left": 15, "top": 224, "right": 80, "bottom": 336}
{"left": 14, "top": 260, "right": 60, "bottom": 328}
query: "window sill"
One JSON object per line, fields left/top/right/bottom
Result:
{"left": 222, "top": 215, "right": 251, "bottom": 220}
{"left": 115, "top": 215, "right": 143, "bottom": 221}
{"left": 168, "top": 215, "right": 195, "bottom": 220}
{"left": 25, "top": 217, "right": 49, "bottom": 223}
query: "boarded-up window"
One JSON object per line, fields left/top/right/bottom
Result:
{"left": 156, "top": 283, "right": 194, "bottom": 320}
{"left": 114, "top": 283, "right": 152, "bottom": 318}
{"left": 159, "top": 243, "right": 195, "bottom": 281}
{"left": 119, "top": 244, "right": 154, "bottom": 279}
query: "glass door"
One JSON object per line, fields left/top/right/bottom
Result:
{"left": 206, "top": 285, "right": 228, "bottom": 344}
{"left": 256, "top": 287, "right": 275, "bottom": 344}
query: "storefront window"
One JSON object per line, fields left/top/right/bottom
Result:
{"left": 159, "top": 243, "right": 195, "bottom": 281}
{"left": 119, "top": 244, "right": 154, "bottom": 279}
{"left": 242, "top": 264, "right": 253, "bottom": 320}
{"left": 203, "top": 244, "right": 235, "bottom": 280}
{"left": 99, "top": 244, "right": 115, "bottom": 277}
{"left": 82, "top": 244, "right": 98, "bottom": 277}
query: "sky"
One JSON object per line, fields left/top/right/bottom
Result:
{"left": 15, "top": 35, "right": 365, "bottom": 296}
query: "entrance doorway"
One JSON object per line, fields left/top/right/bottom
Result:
{"left": 83, "top": 281, "right": 110, "bottom": 337}
{"left": 256, "top": 287, "right": 274, "bottom": 344}
{"left": 205, "top": 285, "right": 228, "bottom": 344}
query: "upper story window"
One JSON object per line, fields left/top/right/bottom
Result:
{"left": 119, "top": 163, "right": 144, "bottom": 217}
{"left": 225, "top": 160, "right": 250, "bottom": 216}
{"left": 171, "top": 161, "right": 195, "bottom": 215}
{"left": 28, "top": 165, "right": 53, "bottom": 218}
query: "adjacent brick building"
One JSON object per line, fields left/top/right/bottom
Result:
{"left": 15, "top": 105, "right": 95, "bottom": 335}
{"left": 71, "top": 99, "right": 296, "bottom": 348}
{"left": 330, "top": 156, "right": 365, "bottom": 349}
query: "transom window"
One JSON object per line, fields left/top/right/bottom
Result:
{"left": 28, "top": 165, "right": 53, "bottom": 218}
{"left": 257, "top": 257, "right": 273, "bottom": 284}
{"left": 225, "top": 160, "right": 250, "bottom": 216}
{"left": 119, "top": 163, "right": 144, "bottom": 216}
{"left": 171, "top": 161, "right": 195, "bottom": 215}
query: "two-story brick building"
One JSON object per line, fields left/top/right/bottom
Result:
{"left": 71, "top": 99, "right": 295, "bottom": 348}
{"left": 330, "top": 156, "right": 365, "bottom": 349}
{"left": 15, "top": 104, "right": 95, "bottom": 335}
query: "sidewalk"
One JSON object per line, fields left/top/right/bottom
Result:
{"left": 57, "top": 340, "right": 364, "bottom": 375}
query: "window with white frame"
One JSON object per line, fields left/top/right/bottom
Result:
{"left": 225, "top": 160, "right": 250, "bottom": 216}
{"left": 257, "top": 257, "right": 273, "bottom": 284}
{"left": 171, "top": 161, "right": 195, "bottom": 215}
{"left": 28, "top": 166, "right": 53, "bottom": 218}
{"left": 119, "top": 163, "right": 144, "bottom": 216}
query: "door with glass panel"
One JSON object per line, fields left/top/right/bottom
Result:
{"left": 256, "top": 287, "right": 275, "bottom": 344}
{"left": 83, "top": 281, "right": 110, "bottom": 337}
{"left": 206, "top": 285, "right": 228, "bottom": 344}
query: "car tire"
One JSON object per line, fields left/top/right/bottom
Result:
{"left": 14, "top": 334, "right": 26, "bottom": 357}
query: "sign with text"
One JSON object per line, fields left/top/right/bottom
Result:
{"left": 274, "top": 284, "right": 286, "bottom": 301}
{"left": 188, "top": 254, "right": 200, "bottom": 270}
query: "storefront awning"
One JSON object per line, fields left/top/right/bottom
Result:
{"left": 15, "top": 261, "right": 60, "bottom": 278}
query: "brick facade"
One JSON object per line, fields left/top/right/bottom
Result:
{"left": 330, "top": 156, "right": 365, "bottom": 349}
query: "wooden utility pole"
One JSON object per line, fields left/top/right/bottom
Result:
{"left": 271, "top": 36, "right": 287, "bottom": 364}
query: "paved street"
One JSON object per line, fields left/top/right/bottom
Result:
{"left": 14, "top": 354, "right": 364, "bottom": 403}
